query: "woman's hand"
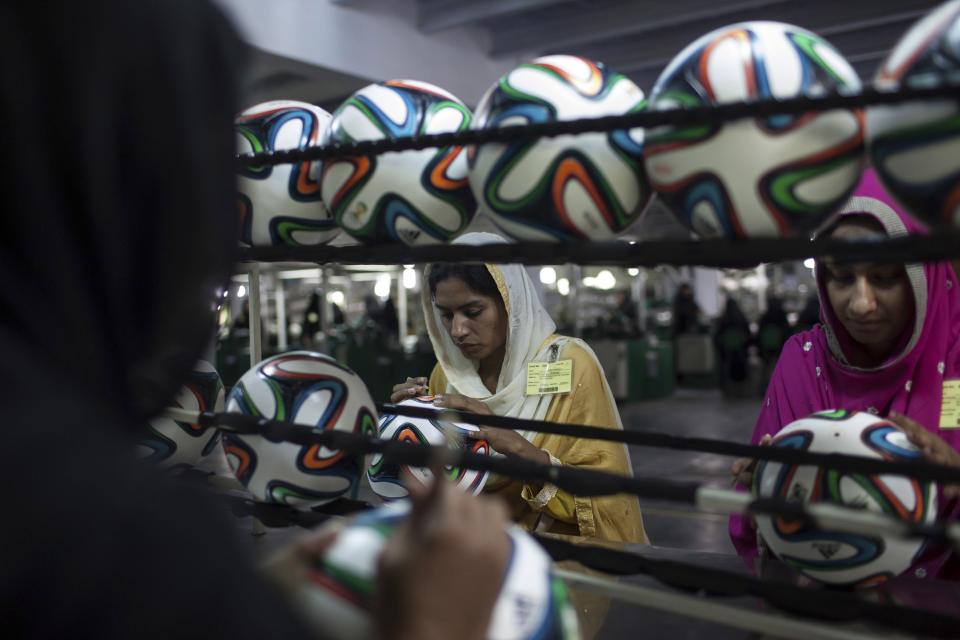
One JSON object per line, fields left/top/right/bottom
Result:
{"left": 391, "top": 376, "right": 429, "bottom": 404}
{"left": 889, "top": 411, "right": 960, "bottom": 498}
{"left": 433, "top": 394, "right": 550, "bottom": 465}
{"left": 730, "top": 434, "right": 773, "bottom": 488}
{"left": 377, "top": 471, "right": 509, "bottom": 640}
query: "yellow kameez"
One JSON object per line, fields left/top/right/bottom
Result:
{"left": 429, "top": 338, "right": 647, "bottom": 545}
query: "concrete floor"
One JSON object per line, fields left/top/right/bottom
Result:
{"left": 621, "top": 387, "right": 760, "bottom": 555}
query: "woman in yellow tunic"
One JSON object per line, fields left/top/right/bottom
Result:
{"left": 391, "top": 232, "right": 647, "bottom": 545}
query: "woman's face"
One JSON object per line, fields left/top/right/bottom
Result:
{"left": 433, "top": 277, "right": 508, "bottom": 362}
{"left": 822, "top": 221, "right": 914, "bottom": 363}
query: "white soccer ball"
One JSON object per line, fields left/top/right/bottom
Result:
{"left": 295, "top": 502, "right": 581, "bottom": 640}
{"left": 645, "top": 21, "right": 865, "bottom": 238}
{"left": 139, "top": 360, "right": 224, "bottom": 470}
{"left": 868, "top": 0, "right": 960, "bottom": 228}
{"left": 321, "top": 80, "right": 476, "bottom": 245}
{"left": 236, "top": 100, "right": 339, "bottom": 247}
{"left": 754, "top": 410, "right": 937, "bottom": 587}
{"left": 367, "top": 396, "right": 490, "bottom": 500}
{"left": 222, "top": 352, "right": 378, "bottom": 509}
{"left": 469, "top": 54, "right": 650, "bottom": 241}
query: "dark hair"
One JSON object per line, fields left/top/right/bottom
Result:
{"left": 427, "top": 263, "right": 500, "bottom": 298}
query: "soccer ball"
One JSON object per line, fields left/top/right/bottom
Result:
{"left": 295, "top": 502, "right": 581, "bottom": 640}
{"left": 644, "top": 22, "right": 865, "bottom": 238}
{"left": 222, "top": 352, "right": 378, "bottom": 509}
{"left": 139, "top": 360, "right": 225, "bottom": 470}
{"left": 367, "top": 396, "right": 490, "bottom": 501}
{"left": 235, "top": 100, "right": 339, "bottom": 247}
{"left": 868, "top": 0, "right": 960, "bottom": 228}
{"left": 469, "top": 55, "right": 650, "bottom": 241}
{"left": 321, "top": 80, "right": 476, "bottom": 245}
{"left": 753, "top": 410, "right": 937, "bottom": 587}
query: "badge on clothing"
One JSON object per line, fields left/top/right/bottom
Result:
{"left": 525, "top": 359, "right": 572, "bottom": 396}
{"left": 940, "top": 380, "right": 960, "bottom": 429}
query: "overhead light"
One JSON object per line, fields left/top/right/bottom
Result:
{"left": 236, "top": 284, "right": 247, "bottom": 298}
{"left": 403, "top": 264, "right": 414, "bottom": 269}
{"left": 804, "top": 258, "right": 816, "bottom": 270}
{"left": 595, "top": 269, "right": 616, "bottom": 290}
{"left": 557, "top": 278, "right": 570, "bottom": 296}
{"left": 539, "top": 267, "right": 557, "bottom": 285}
{"left": 327, "top": 291, "right": 345, "bottom": 306}
{"left": 375, "top": 273, "right": 392, "bottom": 299}
{"left": 402, "top": 267, "right": 417, "bottom": 290}
{"left": 627, "top": 268, "right": 639, "bottom": 277}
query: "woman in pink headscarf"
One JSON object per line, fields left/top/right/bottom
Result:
{"left": 729, "top": 168, "right": 960, "bottom": 579}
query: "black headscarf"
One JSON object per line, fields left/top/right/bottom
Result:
{"left": 0, "top": 0, "right": 240, "bottom": 421}
{"left": 0, "top": 2, "right": 312, "bottom": 637}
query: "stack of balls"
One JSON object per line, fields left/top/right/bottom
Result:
{"left": 235, "top": 5, "right": 960, "bottom": 248}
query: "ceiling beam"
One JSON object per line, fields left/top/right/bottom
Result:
{"left": 417, "top": 0, "right": 571, "bottom": 33}
{"left": 561, "top": 0, "right": 935, "bottom": 77}
{"left": 489, "top": 0, "right": 793, "bottom": 57}
{"left": 491, "top": 0, "right": 941, "bottom": 59}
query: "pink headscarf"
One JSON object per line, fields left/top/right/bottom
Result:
{"left": 729, "top": 169, "right": 960, "bottom": 578}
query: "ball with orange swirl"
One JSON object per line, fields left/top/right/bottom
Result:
{"left": 468, "top": 55, "right": 651, "bottom": 242}
{"left": 321, "top": 80, "right": 476, "bottom": 245}
{"left": 223, "top": 351, "right": 378, "bottom": 509}
{"left": 367, "top": 396, "right": 490, "bottom": 501}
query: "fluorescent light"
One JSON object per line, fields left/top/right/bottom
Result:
{"left": 375, "top": 273, "right": 391, "bottom": 299}
{"left": 627, "top": 268, "right": 639, "bottom": 276}
{"left": 236, "top": 285, "right": 247, "bottom": 298}
{"left": 804, "top": 258, "right": 816, "bottom": 270}
{"left": 327, "top": 291, "right": 345, "bottom": 306}
{"left": 595, "top": 270, "right": 616, "bottom": 290}
{"left": 557, "top": 278, "right": 570, "bottom": 295}
{"left": 539, "top": 267, "right": 557, "bottom": 285}
{"left": 402, "top": 267, "right": 417, "bottom": 290}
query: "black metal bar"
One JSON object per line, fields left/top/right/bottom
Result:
{"left": 239, "top": 232, "right": 960, "bottom": 266}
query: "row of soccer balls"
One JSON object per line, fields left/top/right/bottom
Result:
{"left": 238, "top": 4, "right": 960, "bottom": 247}
{"left": 143, "top": 356, "right": 577, "bottom": 640}
{"left": 140, "top": 357, "right": 482, "bottom": 501}
{"left": 146, "top": 352, "right": 937, "bottom": 590}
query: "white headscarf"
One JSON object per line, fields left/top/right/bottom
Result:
{"left": 421, "top": 232, "right": 562, "bottom": 437}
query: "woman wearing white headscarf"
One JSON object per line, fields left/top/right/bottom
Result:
{"left": 392, "top": 232, "right": 647, "bottom": 545}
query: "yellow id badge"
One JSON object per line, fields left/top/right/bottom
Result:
{"left": 940, "top": 379, "right": 960, "bottom": 429}
{"left": 525, "top": 359, "right": 573, "bottom": 396}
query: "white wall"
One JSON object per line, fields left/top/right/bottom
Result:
{"left": 215, "top": 0, "right": 526, "bottom": 105}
